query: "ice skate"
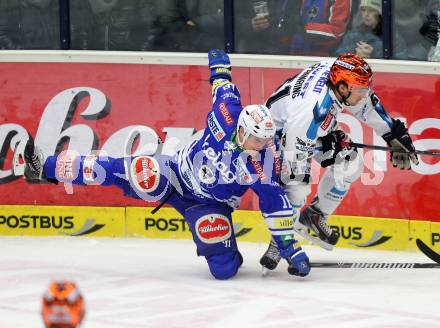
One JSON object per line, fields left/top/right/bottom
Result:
{"left": 13, "top": 138, "right": 52, "bottom": 183}
{"left": 294, "top": 203, "right": 339, "bottom": 251}
{"left": 260, "top": 239, "right": 281, "bottom": 275}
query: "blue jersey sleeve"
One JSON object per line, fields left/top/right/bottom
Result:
{"left": 205, "top": 80, "right": 243, "bottom": 145}
{"left": 248, "top": 155, "right": 295, "bottom": 241}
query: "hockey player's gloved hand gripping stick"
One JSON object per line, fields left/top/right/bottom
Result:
{"left": 381, "top": 119, "right": 419, "bottom": 169}
{"left": 341, "top": 141, "right": 440, "bottom": 158}
{"left": 317, "top": 130, "right": 349, "bottom": 168}
{"left": 279, "top": 240, "right": 311, "bottom": 277}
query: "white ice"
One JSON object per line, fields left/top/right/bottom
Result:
{"left": 0, "top": 237, "right": 439, "bottom": 328}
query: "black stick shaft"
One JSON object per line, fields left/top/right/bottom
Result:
{"left": 349, "top": 142, "right": 440, "bottom": 157}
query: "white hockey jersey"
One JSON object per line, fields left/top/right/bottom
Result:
{"left": 266, "top": 61, "right": 394, "bottom": 163}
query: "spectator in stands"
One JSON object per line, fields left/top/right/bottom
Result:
{"left": 234, "top": 0, "right": 301, "bottom": 55}
{"left": 336, "top": 0, "right": 408, "bottom": 59}
{"left": 155, "top": 0, "right": 224, "bottom": 52}
{"left": 290, "top": 0, "right": 352, "bottom": 57}
{"left": 394, "top": 0, "right": 432, "bottom": 60}
{"left": 0, "top": 0, "right": 59, "bottom": 49}
{"left": 70, "top": 0, "right": 160, "bottom": 50}
{"left": 421, "top": 1, "right": 440, "bottom": 61}
{"left": 186, "top": 0, "right": 225, "bottom": 51}
{"left": 71, "top": 0, "right": 158, "bottom": 51}
{"left": 152, "top": 0, "right": 197, "bottom": 51}
{"left": 136, "top": 1, "right": 163, "bottom": 51}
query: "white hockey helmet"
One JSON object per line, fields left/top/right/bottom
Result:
{"left": 236, "top": 104, "right": 276, "bottom": 147}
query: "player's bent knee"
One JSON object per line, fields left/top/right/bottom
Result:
{"left": 206, "top": 251, "right": 243, "bottom": 280}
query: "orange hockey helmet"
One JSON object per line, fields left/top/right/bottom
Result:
{"left": 42, "top": 281, "right": 85, "bottom": 328}
{"left": 329, "top": 53, "right": 373, "bottom": 89}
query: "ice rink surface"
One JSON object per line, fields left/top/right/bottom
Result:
{"left": 1, "top": 237, "right": 439, "bottom": 328}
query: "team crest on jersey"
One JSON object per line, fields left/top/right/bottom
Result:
{"left": 195, "top": 214, "right": 232, "bottom": 244}
{"left": 130, "top": 156, "right": 160, "bottom": 193}
{"left": 207, "top": 112, "right": 225, "bottom": 141}
{"left": 198, "top": 165, "right": 216, "bottom": 185}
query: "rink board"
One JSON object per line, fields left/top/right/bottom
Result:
{"left": 0, "top": 205, "right": 125, "bottom": 237}
{"left": 1, "top": 205, "right": 440, "bottom": 252}
{"left": 0, "top": 60, "right": 439, "bottom": 223}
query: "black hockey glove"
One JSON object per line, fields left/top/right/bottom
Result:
{"left": 318, "top": 130, "right": 350, "bottom": 168}
{"left": 319, "top": 130, "right": 346, "bottom": 153}
{"left": 382, "top": 119, "right": 419, "bottom": 170}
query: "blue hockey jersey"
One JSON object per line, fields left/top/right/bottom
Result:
{"left": 175, "top": 79, "right": 294, "bottom": 237}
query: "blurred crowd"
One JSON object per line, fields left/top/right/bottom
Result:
{"left": 0, "top": 0, "right": 439, "bottom": 61}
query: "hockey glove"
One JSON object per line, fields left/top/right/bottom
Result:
{"left": 318, "top": 130, "right": 350, "bottom": 168}
{"left": 279, "top": 239, "right": 310, "bottom": 277}
{"left": 208, "top": 49, "right": 231, "bottom": 84}
{"left": 382, "top": 119, "right": 419, "bottom": 170}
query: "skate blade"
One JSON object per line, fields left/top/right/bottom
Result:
{"left": 261, "top": 266, "right": 270, "bottom": 277}
{"left": 293, "top": 222, "right": 334, "bottom": 251}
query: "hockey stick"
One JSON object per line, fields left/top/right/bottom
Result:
{"left": 151, "top": 188, "right": 175, "bottom": 214}
{"left": 308, "top": 239, "right": 440, "bottom": 269}
{"left": 262, "top": 239, "right": 440, "bottom": 273}
{"left": 416, "top": 238, "right": 440, "bottom": 264}
{"left": 347, "top": 142, "right": 440, "bottom": 157}
{"left": 261, "top": 262, "right": 440, "bottom": 275}
{"left": 310, "top": 262, "right": 440, "bottom": 269}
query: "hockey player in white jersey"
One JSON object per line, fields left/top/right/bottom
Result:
{"left": 259, "top": 53, "right": 419, "bottom": 270}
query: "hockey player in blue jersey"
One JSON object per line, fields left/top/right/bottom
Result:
{"left": 17, "top": 49, "right": 310, "bottom": 280}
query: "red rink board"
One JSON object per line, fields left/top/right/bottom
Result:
{"left": 0, "top": 62, "right": 439, "bottom": 221}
